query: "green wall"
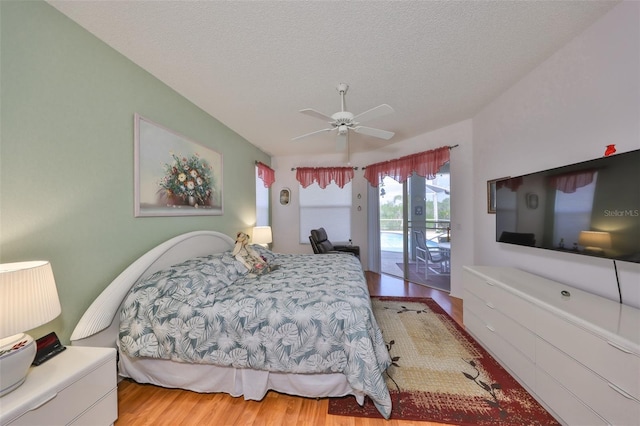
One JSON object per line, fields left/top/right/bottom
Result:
{"left": 0, "top": 1, "right": 270, "bottom": 343}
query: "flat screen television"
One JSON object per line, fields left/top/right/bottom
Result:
{"left": 495, "top": 149, "right": 640, "bottom": 263}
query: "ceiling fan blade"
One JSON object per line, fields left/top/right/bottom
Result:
{"left": 292, "top": 127, "right": 334, "bottom": 141}
{"left": 336, "top": 132, "right": 348, "bottom": 151}
{"left": 354, "top": 126, "right": 395, "bottom": 140}
{"left": 353, "top": 104, "right": 394, "bottom": 124}
{"left": 299, "top": 108, "right": 334, "bottom": 122}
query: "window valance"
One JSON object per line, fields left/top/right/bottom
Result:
{"left": 256, "top": 161, "right": 276, "bottom": 188}
{"left": 549, "top": 170, "right": 596, "bottom": 194}
{"left": 295, "top": 167, "right": 355, "bottom": 189}
{"left": 496, "top": 177, "right": 523, "bottom": 192}
{"left": 364, "top": 146, "right": 450, "bottom": 187}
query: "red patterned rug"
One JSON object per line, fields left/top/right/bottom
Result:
{"left": 328, "top": 297, "right": 559, "bottom": 425}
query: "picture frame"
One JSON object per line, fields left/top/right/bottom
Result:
{"left": 487, "top": 177, "right": 508, "bottom": 214}
{"left": 279, "top": 188, "right": 291, "bottom": 206}
{"left": 134, "top": 114, "right": 223, "bottom": 217}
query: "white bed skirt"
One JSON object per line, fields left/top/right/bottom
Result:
{"left": 118, "top": 352, "right": 366, "bottom": 405}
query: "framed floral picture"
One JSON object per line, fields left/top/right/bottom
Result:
{"left": 134, "top": 114, "right": 223, "bottom": 217}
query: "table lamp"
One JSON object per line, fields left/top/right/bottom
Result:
{"left": 252, "top": 226, "right": 273, "bottom": 248}
{"left": 0, "top": 261, "right": 61, "bottom": 396}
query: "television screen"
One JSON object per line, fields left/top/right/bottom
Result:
{"left": 495, "top": 149, "right": 640, "bottom": 263}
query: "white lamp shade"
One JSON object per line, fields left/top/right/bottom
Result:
{"left": 578, "top": 231, "right": 612, "bottom": 250}
{"left": 0, "top": 261, "right": 61, "bottom": 338}
{"left": 252, "top": 226, "right": 273, "bottom": 245}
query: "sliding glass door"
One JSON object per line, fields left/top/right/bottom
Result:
{"left": 378, "top": 166, "right": 451, "bottom": 292}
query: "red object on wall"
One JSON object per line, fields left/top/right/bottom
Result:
{"left": 604, "top": 144, "right": 616, "bottom": 156}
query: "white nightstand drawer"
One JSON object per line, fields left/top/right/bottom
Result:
{"left": 9, "top": 358, "right": 115, "bottom": 426}
{"left": 0, "top": 346, "right": 118, "bottom": 426}
{"left": 537, "top": 337, "right": 640, "bottom": 426}
{"left": 536, "top": 307, "right": 640, "bottom": 400}
{"left": 70, "top": 388, "right": 117, "bottom": 425}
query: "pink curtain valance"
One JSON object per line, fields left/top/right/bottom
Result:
{"left": 295, "top": 167, "right": 355, "bottom": 189}
{"left": 256, "top": 161, "right": 276, "bottom": 188}
{"left": 364, "top": 146, "right": 450, "bottom": 187}
{"left": 496, "top": 177, "right": 524, "bottom": 192}
{"left": 549, "top": 170, "right": 596, "bottom": 194}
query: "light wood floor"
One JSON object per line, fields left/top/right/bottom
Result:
{"left": 116, "top": 272, "right": 463, "bottom": 425}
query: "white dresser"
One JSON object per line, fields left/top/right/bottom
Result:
{"left": 463, "top": 266, "right": 640, "bottom": 426}
{"left": 0, "top": 346, "right": 117, "bottom": 426}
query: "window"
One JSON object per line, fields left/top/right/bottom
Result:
{"left": 255, "top": 167, "right": 270, "bottom": 226}
{"left": 553, "top": 172, "right": 598, "bottom": 247}
{"left": 299, "top": 181, "right": 352, "bottom": 244}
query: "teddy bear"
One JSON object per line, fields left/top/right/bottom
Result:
{"left": 232, "top": 231, "right": 275, "bottom": 276}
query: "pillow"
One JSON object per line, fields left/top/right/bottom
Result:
{"left": 201, "top": 252, "right": 248, "bottom": 281}
{"left": 249, "top": 244, "right": 276, "bottom": 264}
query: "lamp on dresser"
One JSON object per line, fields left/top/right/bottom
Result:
{"left": 0, "top": 261, "right": 61, "bottom": 397}
{"left": 578, "top": 230, "right": 612, "bottom": 254}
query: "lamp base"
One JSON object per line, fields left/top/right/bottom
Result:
{"left": 0, "top": 333, "right": 36, "bottom": 397}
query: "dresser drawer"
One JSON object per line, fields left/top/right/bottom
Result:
{"left": 536, "top": 308, "right": 640, "bottom": 400}
{"left": 464, "top": 308, "right": 500, "bottom": 355}
{"left": 463, "top": 288, "right": 489, "bottom": 323}
{"left": 463, "top": 309, "right": 536, "bottom": 387}
{"left": 464, "top": 290, "right": 536, "bottom": 362}
{"left": 9, "top": 357, "right": 117, "bottom": 426}
{"left": 487, "top": 284, "right": 537, "bottom": 334}
{"left": 463, "top": 270, "right": 536, "bottom": 333}
{"left": 536, "top": 368, "right": 607, "bottom": 426}
{"left": 537, "top": 337, "right": 640, "bottom": 426}
{"left": 463, "top": 270, "right": 488, "bottom": 299}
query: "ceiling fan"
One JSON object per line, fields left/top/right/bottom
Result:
{"left": 292, "top": 83, "right": 395, "bottom": 151}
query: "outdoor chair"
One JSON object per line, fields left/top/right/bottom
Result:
{"left": 414, "top": 229, "right": 449, "bottom": 276}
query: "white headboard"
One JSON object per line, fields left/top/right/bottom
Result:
{"left": 70, "top": 230, "right": 235, "bottom": 348}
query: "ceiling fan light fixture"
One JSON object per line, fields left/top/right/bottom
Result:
{"left": 292, "top": 84, "right": 394, "bottom": 148}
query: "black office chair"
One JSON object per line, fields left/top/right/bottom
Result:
{"left": 309, "top": 228, "right": 360, "bottom": 259}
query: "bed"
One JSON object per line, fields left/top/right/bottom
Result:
{"left": 70, "top": 230, "right": 392, "bottom": 418}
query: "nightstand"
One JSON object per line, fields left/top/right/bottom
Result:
{"left": 0, "top": 346, "right": 117, "bottom": 425}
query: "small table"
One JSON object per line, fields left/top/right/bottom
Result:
{"left": 438, "top": 242, "right": 451, "bottom": 273}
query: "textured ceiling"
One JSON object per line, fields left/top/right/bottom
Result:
{"left": 47, "top": 0, "right": 617, "bottom": 158}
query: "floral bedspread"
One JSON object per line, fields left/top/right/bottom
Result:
{"left": 119, "top": 246, "right": 392, "bottom": 418}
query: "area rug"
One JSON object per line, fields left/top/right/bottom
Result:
{"left": 328, "top": 297, "right": 559, "bottom": 425}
